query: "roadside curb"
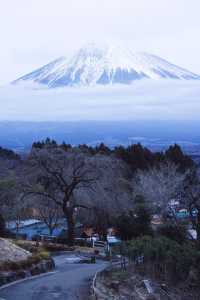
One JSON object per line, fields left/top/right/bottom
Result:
{"left": 91, "top": 261, "right": 122, "bottom": 299}
{"left": 0, "top": 258, "right": 55, "bottom": 289}
{"left": 0, "top": 271, "right": 57, "bottom": 291}
{"left": 91, "top": 269, "right": 106, "bottom": 300}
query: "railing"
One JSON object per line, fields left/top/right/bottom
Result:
{"left": 74, "top": 238, "right": 108, "bottom": 251}
{"left": 92, "top": 240, "right": 107, "bottom": 249}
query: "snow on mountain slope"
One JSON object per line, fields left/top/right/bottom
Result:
{"left": 13, "top": 43, "right": 200, "bottom": 88}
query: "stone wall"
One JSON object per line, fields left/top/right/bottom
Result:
{"left": 0, "top": 258, "right": 55, "bottom": 286}
{"left": 0, "top": 238, "right": 30, "bottom": 262}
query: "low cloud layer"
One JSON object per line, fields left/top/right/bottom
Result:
{"left": 0, "top": 80, "right": 200, "bottom": 121}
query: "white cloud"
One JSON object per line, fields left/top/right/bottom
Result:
{"left": 0, "top": 80, "right": 200, "bottom": 121}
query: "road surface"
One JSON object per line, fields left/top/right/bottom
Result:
{"left": 0, "top": 253, "right": 107, "bottom": 300}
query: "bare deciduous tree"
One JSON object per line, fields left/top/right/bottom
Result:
{"left": 134, "top": 161, "right": 187, "bottom": 218}
{"left": 36, "top": 197, "right": 62, "bottom": 235}
{"left": 23, "top": 147, "right": 96, "bottom": 245}
{"left": 0, "top": 175, "right": 31, "bottom": 237}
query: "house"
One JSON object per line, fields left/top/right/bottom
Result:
{"left": 7, "top": 219, "right": 67, "bottom": 240}
{"left": 7, "top": 218, "right": 84, "bottom": 241}
{"left": 176, "top": 208, "right": 197, "bottom": 219}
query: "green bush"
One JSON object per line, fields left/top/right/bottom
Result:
{"left": 157, "top": 223, "right": 187, "bottom": 244}
{"left": 127, "top": 236, "right": 200, "bottom": 283}
{"left": 14, "top": 240, "right": 39, "bottom": 253}
{"left": 116, "top": 197, "right": 153, "bottom": 241}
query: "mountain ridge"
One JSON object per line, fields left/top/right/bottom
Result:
{"left": 13, "top": 43, "right": 200, "bottom": 88}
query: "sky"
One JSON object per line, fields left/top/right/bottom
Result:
{"left": 0, "top": 0, "right": 200, "bottom": 83}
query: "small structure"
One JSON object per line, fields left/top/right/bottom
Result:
{"left": 7, "top": 218, "right": 67, "bottom": 240}
{"left": 188, "top": 229, "right": 197, "bottom": 240}
{"left": 81, "top": 226, "right": 94, "bottom": 238}
{"left": 151, "top": 214, "right": 163, "bottom": 225}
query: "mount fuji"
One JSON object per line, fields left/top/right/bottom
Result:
{"left": 13, "top": 43, "right": 200, "bottom": 88}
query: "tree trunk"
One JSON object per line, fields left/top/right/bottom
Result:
{"left": 0, "top": 213, "right": 6, "bottom": 237}
{"left": 49, "top": 227, "right": 54, "bottom": 236}
{"left": 64, "top": 209, "right": 75, "bottom": 246}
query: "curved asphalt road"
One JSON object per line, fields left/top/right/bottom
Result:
{"left": 0, "top": 253, "right": 107, "bottom": 300}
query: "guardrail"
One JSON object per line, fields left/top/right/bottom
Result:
{"left": 91, "top": 262, "right": 123, "bottom": 300}
{"left": 75, "top": 238, "right": 108, "bottom": 249}
{"left": 91, "top": 264, "right": 173, "bottom": 300}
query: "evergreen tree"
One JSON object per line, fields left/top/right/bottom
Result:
{"left": 116, "top": 196, "right": 152, "bottom": 241}
{"left": 165, "top": 144, "right": 194, "bottom": 171}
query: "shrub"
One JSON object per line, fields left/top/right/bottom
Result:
{"left": 0, "top": 250, "right": 50, "bottom": 272}
{"left": 127, "top": 236, "right": 200, "bottom": 283}
{"left": 37, "top": 250, "right": 50, "bottom": 260}
{"left": 116, "top": 198, "right": 153, "bottom": 241}
{"left": 157, "top": 223, "right": 187, "bottom": 244}
{"left": 14, "top": 240, "right": 39, "bottom": 253}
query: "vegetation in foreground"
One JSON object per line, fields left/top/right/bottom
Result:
{"left": 0, "top": 139, "right": 200, "bottom": 297}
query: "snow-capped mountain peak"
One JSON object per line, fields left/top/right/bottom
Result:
{"left": 13, "top": 43, "right": 200, "bottom": 88}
